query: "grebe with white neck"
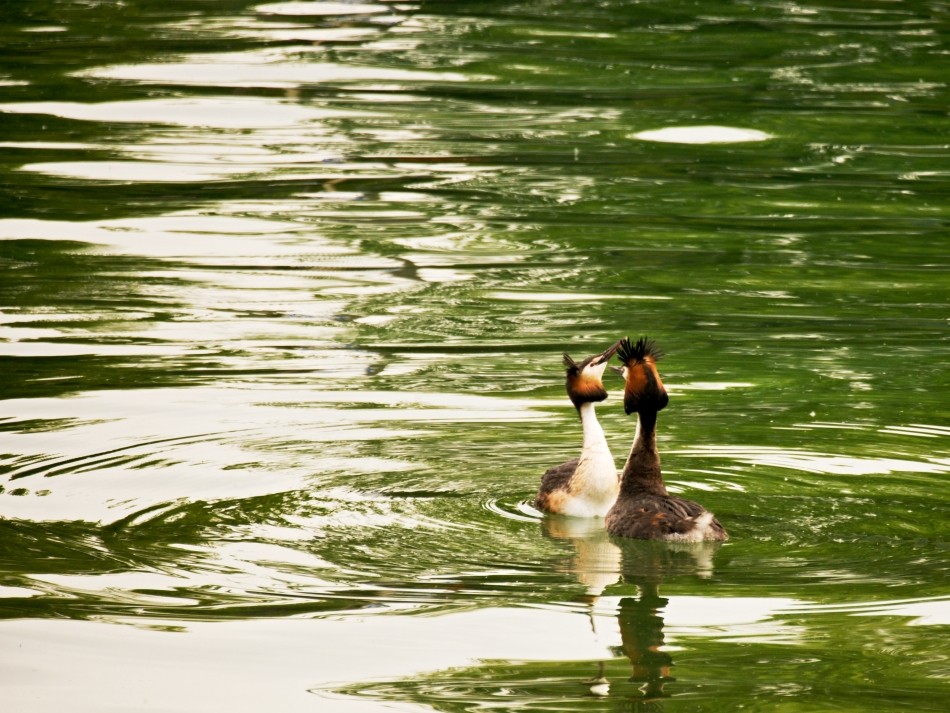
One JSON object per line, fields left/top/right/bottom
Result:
{"left": 535, "top": 341, "right": 621, "bottom": 518}
{"left": 605, "top": 337, "right": 728, "bottom": 541}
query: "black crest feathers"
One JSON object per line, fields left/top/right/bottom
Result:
{"left": 616, "top": 336, "right": 663, "bottom": 365}
{"left": 562, "top": 353, "right": 579, "bottom": 374}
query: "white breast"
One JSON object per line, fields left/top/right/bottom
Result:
{"left": 560, "top": 451, "right": 617, "bottom": 517}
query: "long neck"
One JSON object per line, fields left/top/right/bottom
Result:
{"left": 619, "top": 410, "right": 667, "bottom": 496}
{"left": 578, "top": 402, "right": 610, "bottom": 455}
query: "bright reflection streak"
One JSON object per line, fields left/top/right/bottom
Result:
{"left": 0, "top": 97, "right": 370, "bottom": 127}
{"left": 255, "top": 2, "right": 393, "bottom": 15}
{"left": 632, "top": 126, "right": 773, "bottom": 144}
{"left": 487, "top": 291, "right": 672, "bottom": 302}
{"left": 73, "top": 49, "right": 473, "bottom": 89}
{"left": 671, "top": 445, "right": 950, "bottom": 476}
{"left": 0, "top": 214, "right": 350, "bottom": 258}
{"left": 18, "top": 161, "right": 251, "bottom": 183}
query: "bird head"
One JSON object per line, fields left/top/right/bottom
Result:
{"left": 563, "top": 340, "right": 622, "bottom": 410}
{"left": 615, "top": 336, "right": 668, "bottom": 416}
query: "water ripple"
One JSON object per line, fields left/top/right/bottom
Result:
{"left": 483, "top": 497, "right": 542, "bottom": 524}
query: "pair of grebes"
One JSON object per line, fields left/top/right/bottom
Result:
{"left": 535, "top": 337, "right": 728, "bottom": 542}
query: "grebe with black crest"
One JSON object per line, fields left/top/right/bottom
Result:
{"left": 605, "top": 337, "right": 728, "bottom": 541}
{"left": 535, "top": 341, "right": 621, "bottom": 518}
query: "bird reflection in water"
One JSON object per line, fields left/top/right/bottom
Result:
{"left": 616, "top": 581, "right": 674, "bottom": 707}
{"left": 541, "top": 516, "right": 620, "bottom": 699}
{"left": 615, "top": 539, "right": 718, "bottom": 708}
{"left": 543, "top": 516, "right": 622, "bottom": 602}
{"left": 543, "top": 517, "right": 722, "bottom": 708}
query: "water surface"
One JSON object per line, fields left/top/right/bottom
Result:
{"left": 1, "top": 1, "right": 948, "bottom": 711}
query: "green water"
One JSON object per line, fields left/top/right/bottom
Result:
{"left": 1, "top": 1, "right": 948, "bottom": 710}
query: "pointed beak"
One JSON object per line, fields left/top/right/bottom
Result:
{"left": 608, "top": 365, "right": 624, "bottom": 377}
{"left": 590, "top": 340, "right": 621, "bottom": 366}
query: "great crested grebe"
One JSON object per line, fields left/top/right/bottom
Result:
{"left": 605, "top": 337, "right": 728, "bottom": 541}
{"left": 535, "top": 341, "right": 621, "bottom": 518}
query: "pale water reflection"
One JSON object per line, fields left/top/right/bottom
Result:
{"left": 0, "top": 386, "right": 546, "bottom": 524}
{"left": 632, "top": 126, "right": 773, "bottom": 144}
{"left": 0, "top": 596, "right": 813, "bottom": 713}
{"left": 0, "top": 97, "right": 365, "bottom": 127}
{"left": 73, "top": 50, "right": 472, "bottom": 88}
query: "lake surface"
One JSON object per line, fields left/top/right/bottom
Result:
{"left": 1, "top": 1, "right": 948, "bottom": 710}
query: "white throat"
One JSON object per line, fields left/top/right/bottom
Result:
{"left": 560, "top": 402, "right": 618, "bottom": 517}
{"left": 579, "top": 402, "right": 610, "bottom": 456}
